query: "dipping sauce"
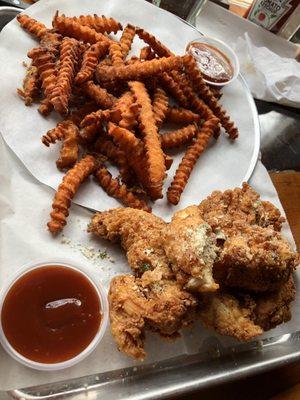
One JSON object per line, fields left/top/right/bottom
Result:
{"left": 1, "top": 266, "right": 101, "bottom": 364}
{"left": 187, "top": 42, "right": 233, "bottom": 84}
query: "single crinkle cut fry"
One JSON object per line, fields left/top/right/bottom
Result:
{"left": 50, "top": 37, "right": 82, "bottom": 115}
{"left": 135, "top": 27, "right": 174, "bottom": 57}
{"left": 129, "top": 81, "right": 166, "bottom": 200}
{"left": 56, "top": 121, "right": 79, "bottom": 170}
{"left": 167, "top": 117, "right": 218, "bottom": 205}
{"left": 166, "top": 107, "right": 200, "bottom": 125}
{"left": 160, "top": 72, "right": 188, "bottom": 108}
{"left": 109, "top": 41, "right": 124, "bottom": 67}
{"left": 69, "top": 14, "right": 122, "bottom": 34}
{"left": 17, "top": 65, "right": 40, "bottom": 106}
{"left": 96, "top": 56, "right": 183, "bottom": 82}
{"left": 47, "top": 155, "right": 96, "bottom": 235}
{"left": 42, "top": 121, "right": 66, "bottom": 146}
{"left": 152, "top": 87, "right": 169, "bottom": 128}
{"left": 75, "top": 42, "right": 108, "bottom": 85}
{"left": 53, "top": 13, "right": 112, "bottom": 45}
{"left": 94, "top": 166, "right": 151, "bottom": 212}
{"left": 108, "top": 122, "right": 149, "bottom": 190}
{"left": 183, "top": 55, "right": 238, "bottom": 139}
{"left": 28, "top": 47, "right": 57, "bottom": 111}
{"left": 83, "top": 81, "right": 116, "bottom": 109}
{"left": 161, "top": 124, "right": 197, "bottom": 150}
{"left": 120, "top": 24, "right": 136, "bottom": 58}
{"left": 17, "top": 14, "right": 48, "bottom": 39}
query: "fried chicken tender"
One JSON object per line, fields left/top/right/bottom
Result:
{"left": 198, "top": 292, "right": 263, "bottom": 341}
{"left": 198, "top": 183, "right": 285, "bottom": 232}
{"left": 214, "top": 224, "right": 297, "bottom": 292}
{"left": 89, "top": 208, "right": 170, "bottom": 277}
{"left": 199, "top": 275, "right": 296, "bottom": 340}
{"left": 198, "top": 183, "right": 297, "bottom": 292}
{"left": 109, "top": 273, "right": 197, "bottom": 360}
{"left": 164, "top": 206, "right": 219, "bottom": 292}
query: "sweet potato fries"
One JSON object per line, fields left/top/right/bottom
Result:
{"left": 17, "top": 11, "right": 238, "bottom": 233}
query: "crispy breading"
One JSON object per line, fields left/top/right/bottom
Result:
{"left": 198, "top": 292, "right": 263, "bottom": 340}
{"left": 164, "top": 206, "right": 219, "bottom": 292}
{"left": 198, "top": 183, "right": 285, "bottom": 232}
{"left": 109, "top": 274, "right": 197, "bottom": 360}
{"left": 252, "top": 275, "right": 296, "bottom": 330}
{"left": 89, "top": 208, "right": 170, "bottom": 277}
{"left": 214, "top": 224, "right": 297, "bottom": 292}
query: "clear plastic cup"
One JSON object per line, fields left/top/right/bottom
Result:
{"left": 186, "top": 35, "right": 240, "bottom": 88}
{"left": 0, "top": 260, "right": 109, "bottom": 371}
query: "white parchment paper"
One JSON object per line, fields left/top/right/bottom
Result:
{"left": 0, "top": 0, "right": 258, "bottom": 221}
{"left": 0, "top": 0, "right": 299, "bottom": 392}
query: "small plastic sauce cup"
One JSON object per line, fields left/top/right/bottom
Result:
{"left": 0, "top": 260, "right": 108, "bottom": 371}
{"left": 186, "top": 35, "right": 240, "bottom": 88}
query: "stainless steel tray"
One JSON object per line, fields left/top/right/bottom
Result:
{"left": 5, "top": 331, "right": 300, "bottom": 399}
{"left": 0, "top": 4, "right": 299, "bottom": 400}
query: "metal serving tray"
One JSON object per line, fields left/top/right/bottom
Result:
{"left": 0, "top": 4, "right": 299, "bottom": 399}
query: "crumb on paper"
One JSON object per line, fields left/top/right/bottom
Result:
{"left": 60, "top": 236, "right": 115, "bottom": 265}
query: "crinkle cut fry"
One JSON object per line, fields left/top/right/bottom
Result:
{"left": 17, "top": 14, "right": 48, "bottom": 39}
{"left": 170, "top": 70, "right": 214, "bottom": 120}
{"left": 50, "top": 37, "right": 81, "bottom": 115}
{"left": 161, "top": 124, "right": 197, "bottom": 150}
{"left": 83, "top": 81, "right": 116, "bottom": 109}
{"left": 75, "top": 42, "right": 108, "bottom": 85}
{"left": 183, "top": 55, "right": 238, "bottom": 139}
{"left": 152, "top": 87, "right": 168, "bottom": 128}
{"left": 94, "top": 137, "right": 134, "bottom": 184}
{"left": 109, "top": 41, "right": 124, "bottom": 67}
{"left": 28, "top": 47, "right": 57, "bottom": 114}
{"left": 166, "top": 107, "right": 200, "bottom": 125}
{"left": 42, "top": 121, "right": 66, "bottom": 146}
{"left": 47, "top": 155, "right": 96, "bottom": 235}
{"left": 108, "top": 123, "right": 149, "bottom": 190}
{"left": 17, "top": 65, "right": 40, "bottom": 106}
{"left": 69, "top": 14, "right": 122, "bottom": 34}
{"left": 39, "top": 99, "right": 53, "bottom": 116}
{"left": 136, "top": 27, "right": 174, "bottom": 57}
{"left": 53, "top": 14, "right": 112, "bottom": 45}
{"left": 120, "top": 24, "right": 136, "bottom": 58}
{"left": 56, "top": 121, "right": 79, "bottom": 170}
{"left": 94, "top": 166, "right": 150, "bottom": 212}
{"left": 115, "top": 92, "right": 140, "bottom": 131}
{"left": 167, "top": 117, "right": 219, "bottom": 205}
{"left": 129, "top": 81, "right": 165, "bottom": 200}
{"left": 160, "top": 72, "right": 188, "bottom": 108}
{"left": 96, "top": 56, "right": 183, "bottom": 83}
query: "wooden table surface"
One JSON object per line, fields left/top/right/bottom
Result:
{"left": 175, "top": 171, "right": 300, "bottom": 400}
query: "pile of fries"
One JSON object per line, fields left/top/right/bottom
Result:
{"left": 16, "top": 12, "right": 238, "bottom": 235}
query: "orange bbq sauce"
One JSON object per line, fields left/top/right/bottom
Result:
{"left": 1, "top": 266, "right": 101, "bottom": 364}
{"left": 187, "top": 42, "right": 234, "bottom": 84}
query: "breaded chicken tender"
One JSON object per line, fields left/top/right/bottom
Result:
{"left": 89, "top": 208, "right": 171, "bottom": 277}
{"left": 164, "top": 206, "right": 219, "bottom": 292}
{"left": 109, "top": 273, "right": 197, "bottom": 360}
{"left": 214, "top": 224, "right": 297, "bottom": 292}
{"left": 198, "top": 275, "right": 296, "bottom": 340}
{"left": 198, "top": 183, "right": 284, "bottom": 232}
{"left": 198, "top": 292, "right": 263, "bottom": 341}
{"left": 198, "top": 183, "right": 297, "bottom": 292}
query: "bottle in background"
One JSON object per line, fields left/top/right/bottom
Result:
{"left": 246, "top": 0, "right": 300, "bottom": 39}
